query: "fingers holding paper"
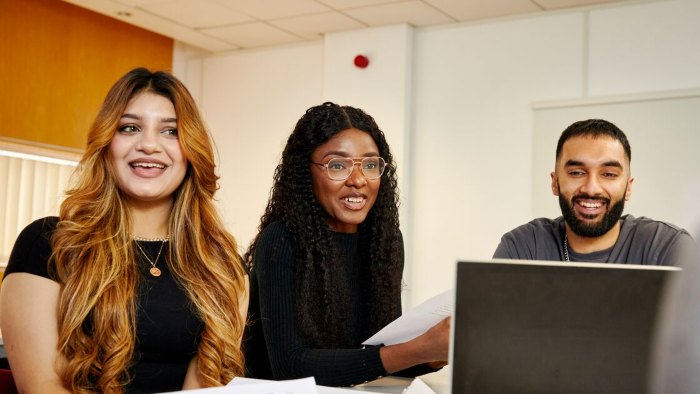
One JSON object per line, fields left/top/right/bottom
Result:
{"left": 419, "top": 317, "right": 451, "bottom": 365}
{"left": 379, "top": 317, "right": 451, "bottom": 373}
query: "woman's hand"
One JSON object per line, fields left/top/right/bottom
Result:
{"left": 379, "top": 317, "right": 451, "bottom": 373}
{"left": 418, "top": 317, "right": 450, "bottom": 363}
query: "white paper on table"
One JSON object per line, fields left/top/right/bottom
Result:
{"left": 228, "top": 377, "right": 386, "bottom": 394}
{"left": 317, "top": 385, "right": 386, "bottom": 394}
{"left": 226, "top": 376, "right": 319, "bottom": 394}
{"left": 159, "top": 385, "right": 234, "bottom": 394}
{"left": 402, "top": 377, "right": 436, "bottom": 394}
{"left": 362, "top": 289, "right": 454, "bottom": 346}
{"left": 159, "top": 377, "right": 319, "bottom": 394}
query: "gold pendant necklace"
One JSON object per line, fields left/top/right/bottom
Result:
{"left": 134, "top": 239, "right": 167, "bottom": 277}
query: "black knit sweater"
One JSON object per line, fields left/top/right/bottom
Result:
{"left": 244, "top": 221, "right": 388, "bottom": 386}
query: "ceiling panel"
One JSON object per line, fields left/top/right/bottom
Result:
{"left": 344, "top": 0, "right": 455, "bottom": 27}
{"left": 113, "top": 0, "right": 172, "bottom": 6}
{"left": 534, "top": 0, "right": 627, "bottom": 9}
{"left": 215, "top": 0, "right": 331, "bottom": 19}
{"left": 65, "top": 0, "right": 238, "bottom": 51}
{"left": 270, "top": 12, "right": 367, "bottom": 40}
{"left": 139, "top": 0, "right": 253, "bottom": 28}
{"left": 63, "top": 0, "right": 641, "bottom": 53}
{"left": 318, "top": 0, "right": 409, "bottom": 9}
{"left": 424, "top": 0, "right": 541, "bottom": 21}
{"left": 202, "top": 22, "right": 303, "bottom": 48}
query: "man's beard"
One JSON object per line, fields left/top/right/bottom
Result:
{"left": 558, "top": 190, "right": 626, "bottom": 238}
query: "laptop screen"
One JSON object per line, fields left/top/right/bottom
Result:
{"left": 451, "top": 259, "right": 678, "bottom": 394}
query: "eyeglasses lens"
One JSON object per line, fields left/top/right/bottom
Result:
{"left": 326, "top": 158, "right": 385, "bottom": 180}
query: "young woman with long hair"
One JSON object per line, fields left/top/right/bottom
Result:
{"left": 0, "top": 68, "right": 248, "bottom": 393}
{"left": 244, "top": 102, "right": 449, "bottom": 387}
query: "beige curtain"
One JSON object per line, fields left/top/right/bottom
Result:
{"left": 0, "top": 155, "right": 76, "bottom": 265}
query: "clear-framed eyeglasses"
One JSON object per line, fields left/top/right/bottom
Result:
{"left": 312, "top": 157, "right": 386, "bottom": 181}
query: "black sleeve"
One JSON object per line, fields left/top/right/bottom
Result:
{"left": 3, "top": 217, "right": 58, "bottom": 282}
{"left": 253, "top": 222, "right": 387, "bottom": 387}
{"left": 393, "top": 363, "right": 441, "bottom": 378}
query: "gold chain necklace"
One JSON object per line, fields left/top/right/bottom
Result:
{"left": 132, "top": 235, "right": 170, "bottom": 242}
{"left": 134, "top": 240, "right": 167, "bottom": 277}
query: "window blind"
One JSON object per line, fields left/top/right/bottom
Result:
{"left": 0, "top": 152, "right": 77, "bottom": 266}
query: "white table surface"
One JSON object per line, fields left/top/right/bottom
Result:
{"left": 350, "top": 367, "right": 450, "bottom": 394}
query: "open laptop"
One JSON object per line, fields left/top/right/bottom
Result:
{"left": 450, "top": 259, "right": 679, "bottom": 394}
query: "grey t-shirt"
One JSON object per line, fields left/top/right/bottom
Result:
{"left": 493, "top": 215, "right": 694, "bottom": 265}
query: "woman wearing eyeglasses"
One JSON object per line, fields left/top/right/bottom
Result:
{"left": 243, "top": 102, "right": 449, "bottom": 386}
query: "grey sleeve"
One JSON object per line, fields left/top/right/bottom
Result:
{"left": 492, "top": 220, "right": 562, "bottom": 261}
{"left": 665, "top": 232, "right": 696, "bottom": 267}
{"left": 493, "top": 234, "right": 520, "bottom": 259}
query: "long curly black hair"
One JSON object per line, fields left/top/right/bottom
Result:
{"left": 245, "top": 102, "right": 403, "bottom": 348}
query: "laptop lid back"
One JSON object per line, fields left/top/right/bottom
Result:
{"left": 451, "top": 259, "right": 677, "bottom": 394}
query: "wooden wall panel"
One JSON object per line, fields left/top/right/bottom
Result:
{"left": 0, "top": 0, "right": 173, "bottom": 150}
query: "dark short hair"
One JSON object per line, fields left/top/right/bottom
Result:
{"left": 555, "top": 119, "right": 631, "bottom": 163}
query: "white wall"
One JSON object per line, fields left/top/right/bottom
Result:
{"left": 177, "top": 0, "right": 700, "bottom": 307}
{"left": 409, "top": 12, "right": 586, "bottom": 305}
{"left": 588, "top": 0, "right": 700, "bottom": 96}
{"left": 188, "top": 42, "right": 324, "bottom": 254}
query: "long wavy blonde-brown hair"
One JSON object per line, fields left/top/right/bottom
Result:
{"left": 50, "top": 68, "right": 247, "bottom": 393}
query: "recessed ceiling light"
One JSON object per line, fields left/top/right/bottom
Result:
{"left": 116, "top": 11, "right": 132, "bottom": 17}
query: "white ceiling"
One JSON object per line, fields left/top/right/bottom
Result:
{"left": 64, "top": 0, "right": 636, "bottom": 53}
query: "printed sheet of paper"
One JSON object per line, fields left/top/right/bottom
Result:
{"left": 161, "top": 377, "right": 319, "bottom": 394}
{"left": 160, "top": 386, "right": 234, "bottom": 394}
{"left": 363, "top": 289, "right": 454, "bottom": 346}
{"left": 229, "top": 377, "right": 389, "bottom": 394}
{"left": 227, "top": 377, "right": 319, "bottom": 394}
{"left": 317, "top": 385, "right": 387, "bottom": 394}
{"left": 229, "top": 378, "right": 389, "bottom": 394}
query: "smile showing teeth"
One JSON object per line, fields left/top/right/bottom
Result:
{"left": 131, "top": 162, "right": 165, "bottom": 169}
{"left": 344, "top": 197, "right": 364, "bottom": 203}
{"left": 579, "top": 201, "right": 602, "bottom": 209}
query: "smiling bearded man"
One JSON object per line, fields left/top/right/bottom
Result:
{"left": 558, "top": 189, "right": 626, "bottom": 238}
{"left": 493, "top": 119, "right": 693, "bottom": 265}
